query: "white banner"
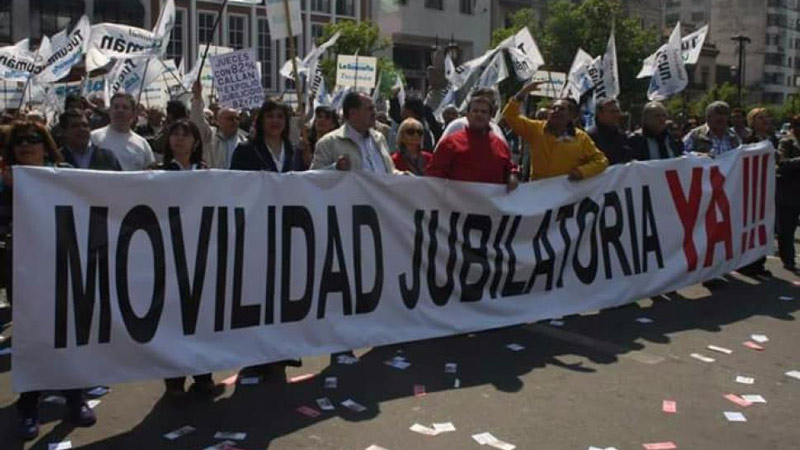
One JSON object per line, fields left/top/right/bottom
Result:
{"left": 638, "top": 24, "right": 709, "bottom": 79}
{"left": 563, "top": 48, "right": 594, "bottom": 102}
{"left": 12, "top": 143, "right": 774, "bottom": 392}
{"left": 647, "top": 22, "right": 689, "bottom": 101}
{"left": 529, "top": 71, "right": 566, "bottom": 98}
{"left": 0, "top": 38, "right": 42, "bottom": 82}
{"left": 497, "top": 27, "right": 545, "bottom": 80}
{"left": 336, "top": 55, "right": 378, "bottom": 89}
{"left": 36, "top": 15, "right": 91, "bottom": 83}
{"left": 210, "top": 47, "right": 264, "bottom": 109}
{"left": 265, "top": 0, "right": 302, "bottom": 41}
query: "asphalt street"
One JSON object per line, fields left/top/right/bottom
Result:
{"left": 0, "top": 256, "right": 798, "bottom": 450}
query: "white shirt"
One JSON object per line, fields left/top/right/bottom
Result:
{"left": 91, "top": 126, "right": 154, "bottom": 171}
{"left": 265, "top": 141, "right": 285, "bottom": 171}
{"left": 438, "top": 117, "right": 508, "bottom": 150}
{"left": 345, "top": 124, "right": 385, "bottom": 173}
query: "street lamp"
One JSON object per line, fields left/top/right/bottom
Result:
{"left": 731, "top": 35, "right": 751, "bottom": 107}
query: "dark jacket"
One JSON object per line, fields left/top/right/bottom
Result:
{"left": 587, "top": 124, "right": 633, "bottom": 165}
{"left": 629, "top": 128, "right": 684, "bottom": 161}
{"left": 389, "top": 96, "right": 443, "bottom": 150}
{"left": 60, "top": 145, "right": 122, "bottom": 171}
{"left": 777, "top": 134, "right": 800, "bottom": 207}
{"left": 230, "top": 139, "right": 295, "bottom": 172}
{"left": 158, "top": 160, "right": 209, "bottom": 171}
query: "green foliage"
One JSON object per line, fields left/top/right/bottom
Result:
{"left": 318, "top": 21, "right": 392, "bottom": 90}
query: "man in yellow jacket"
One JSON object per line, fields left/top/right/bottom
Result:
{"left": 502, "top": 81, "right": 609, "bottom": 181}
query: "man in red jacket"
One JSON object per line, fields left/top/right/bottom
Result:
{"left": 426, "top": 94, "right": 518, "bottom": 191}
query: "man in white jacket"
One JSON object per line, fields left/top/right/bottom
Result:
{"left": 189, "top": 81, "right": 248, "bottom": 168}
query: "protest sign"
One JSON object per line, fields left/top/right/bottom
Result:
{"left": 209, "top": 47, "right": 264, "bottom": 109}
{"left": 529, "top": 71, "right": 567, "bottom": 98}
{"left": 648, "top": 23, "right": 688, "bottom": 100}
{"left": 638, "top": 24, "right": 709, "bottom": 78}
{"left": 336, "top": 55, "right": 378, "bottom": 89}
{"left": 12, "top": 142, "right": 774, "bottom": 391}
{"left": 265, "top": 0, "right": 302, "bottom": 41}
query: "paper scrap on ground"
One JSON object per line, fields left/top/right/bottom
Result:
{"left": 445, "top": 363, "right": 458, "bottom": 373}
{"left": 342, "top": 399, "right": 367, "bottom": 412}
{"left": 43, "top": 395, "right": 66, "bottom": 405}
{"left": 690, "top": 353, "right": 715, "bottom": 363}
{"left": 365, "top": 446, "right": 389, "bottom": 450}
{"left": 202, "top": 441, "right": 237, "bottom": 450}
{"left": 636, "top": 317, "right": 654, "bottom": 324}
{"left": 707, "top": 345, "right": 732, "bottom": 354}
{"left": 662, "top": 400, "right": 677, "bottom": 413}
{"left": 743, "top": 341, "right": 764, "bottom": 351}
{"left": 432, "top": 422, "right": 456, "bottom": 433}
{"left": 296, "top": 406, "right": 321, "bottom": 418}
{"left": 414, "top": 384, "right": 426, "bottom": 397}
{"left": 778, "top": 295, "right": 794, "bottom": 301}
{"left": 221, "top": 374, "right": 238, "bottom": 386}
{"left": 337, "top": 354, "right": 359, "bottom": 364}
{"left": 87, "top": 399, "right": 101, "bottom": 409}
{"left": 385, "top": 359, "right": 411, "bottom": 370}
{"left": 324, "top": 376, "right": 338, "bottom": 389}
{"left": 741, "top": 395, "right": 766, "bottom": 404}
{"left": 289, "top": 373, "right": 315, "bottom": 383}
{"left": 214, "top": 432, "right": 247, "bottom": 441}
{"left": 164, "top": 425, "right": 195, "bottom": 440}
{"left": 735, "top": 376, "right": 755, "bottom": 385}
{"left": 724, "top": 394, "right": 752, "bottom": 407}
{"left": 48, "top": 442, "right": 72, "bottom": 450}
{"left": 87, "top": 386, "right": 110, "bottom": 397}
{"left": 471, "top": 432, "right": 516, "bottom": 449}
{"left": 454, "top": 378, "right": 461, "bottom": 388}
{"left": 750, "top": 334, "right": 769, "bottom": 343}
{"left": 506, "top": 343, "right": 525, "bottom": 352}
{"left": 410, "top": 423, "right": 439, "bottom": 436}
{"left": 239, "top": 377, "right": 260, "bottom": 385}
{"left": 785, "top": 370, "right": 800, "bottom": 380}
{"left": 724, "top": 411, "right": 747, "bottom": 422}
{"left": 643, "top": 443, "right": 677, "bottom": 450}
{"left": 316, "top": 397, "right": 335, "bottom": 411}
{"left": 549, "top": 319, "right": 565, "bottom": 327}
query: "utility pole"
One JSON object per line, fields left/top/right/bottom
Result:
{"left": 731, "top": 35, "right": 751, "bottom": 107}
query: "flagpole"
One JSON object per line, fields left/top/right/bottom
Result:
{"left": 18, "top": 43, "right": 45, "bottom": 111}
{"left": 283, "top": 0, "right": 304, "bottom": 113}
{"left": 197, "top": 0, "right": 230, "bottom": 85}
{"left": 158, "top": 58, "right": 189, "bottom": 95}
{"left": 353, "top": 50, "right": 359, "bottom": 90}
{"left": 136, "top": 59, "right": 153, "bottom": 108}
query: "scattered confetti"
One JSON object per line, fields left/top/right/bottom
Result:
{"left": 164, "top": 425, "right": 195, "bottom": 440}
{"left": 506, "top": 343, "right": 525, "bottom": 352}
{"left": 642, "top": 443, "right": 677, "bottom": 450}
{"left": 316, "top": 397, "right": 335, "bottom": 411}
{"left": 724, "top": 411, "right": 746, "bottom": 422}
{"left": 724, "top": 394, "right": 752, "bottom": 407}
{"left": 445, "top": 363, "right": 458, "bottom": 373}
{"left": 289, "top": 373, "right": 315, "bottom": 383}
{"left": 707, "top": 345, "right": 732, "bottom": 354}
{"left": 413, "top": 384, "right": 426, "bottom": 397}
{"left": 750, "top": 334, "right": 769, "bottom": 343}
{"left": 785, "top": 370, "right": 800, "bottom": 380}
{"left": 743, "top": 341, "right": 764, "bottom": 351}
{"left": 87, "top": 386, "right": 110, "bottom": 397}
{"left": 341, "top": 399, "right": 367, "bottom": 412}
{"left": 741, "top": 395, "right": 766, "bottom": 404}
{"left": 662, "top": 400, "right": 676, "bottom": 413}
{"left": 324, "top": 376, "right": 338, "bottom": 389}
{"left": 690, "top": 353, "right": 715, "bottom": 363}
{"left": 48, "top": 442, "right": 72, "bottom": 450}
{"left": 735, "top": 376, "right": 755, "bottom": 385}
{"left": 296, "top": 406, "right": 321, "bottom": 418}
{"left": 636, "top": 317, "right": 654, "bottom": 324}
{"left": 213, "top": 432, "right": 247, "bottom": 441}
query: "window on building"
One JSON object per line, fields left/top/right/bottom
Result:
{"left": 95, "top": 0, "right": 144, "bottom": 27}
{"left": 228, "top": 14, "right": 247, "bottom": 50}
{"left": 166, "top": 9, "right": 186, "bottom": 67}
{"left": 257, "top": 18, "right": 273, "bottom": 90}
{"left": 665, "top": 13, "right": 680, "bottom": 26}
{"left": 311, "top": 23, "right": 326, "bottom": 44}
{"left": 690, "top": 11, "right": 704, "bottom": 22}
{"left": 460, "top": 0, "right": 474, "bottom": 14}
{"left": 700, "top": 66, "right": 710, "bottom": 87}
{"left": 198, "top": 12, "right": 219, "bottom": 45}
{"left": 765, "top": 53, "right": 784, "bottom": 65}
{"left": 336, "top": 0, "right": 355, "bottom": 16}
{"left": 0, "top": 0, "right": 12, "bottom": 44}
{"left": 764, "top": 72, "right": 782, "bottom": 84}
{"left": 425, "top": 0, "right": 444, "bottom": 10}
{"left": 311, "top": 0, "right": 331, "bottom": 13}
{"left": 31, "top": 0, "right": 83, "bottom": 39}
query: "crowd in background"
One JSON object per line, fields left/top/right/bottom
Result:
{"left": 1, "top": 78, "right": 799, "bottom": 440}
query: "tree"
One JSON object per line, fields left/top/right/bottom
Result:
{"left": 491, "top": 0, "right": 659, "bottom": 110}
{"left": 317, "top": 21, "right": 399, "bottom": 96}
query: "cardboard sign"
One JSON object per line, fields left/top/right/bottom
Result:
{"left": 336, "top": 55, "right": 378, "bottom": 89}
{"left": 209, "top": 47, "right": 264, "bottom": 109}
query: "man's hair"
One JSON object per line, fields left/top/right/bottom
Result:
{"left": 59, "top": 109, "right": 87, "bottom": 129}
{"left": 595, "top": 98, "right": 619, "bottom": 115}
{"left": 342, "top": 92, "right": 365, "bottom": 119}
{"left": 467, "top": 88, "right": 497, "bottom": 115}
{"left": 403, "top": 96, "right": 425, "bottom": 119}
{"left": 641, "top": 101, "right": 666, "bottom": 122}
{"left": 731, "top": 107, "right": 745, "bottom": 117}
{"left": 64, "top": 93, "right": 82, "bottom": 110}
{"left": 705, "top": 101, "right": 730, "bottom": 118}
{"left": 466, "top": 95, "right": 494, "bottom": 114}
{"left": 166, "top": 100, "right": 188, "bottom": 121}
{"left": 110, "top": 92, "right": 136, "bottom": 110}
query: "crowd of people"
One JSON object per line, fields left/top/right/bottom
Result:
{"left": 1, "top": 78, "right": 799, "bottom": 440}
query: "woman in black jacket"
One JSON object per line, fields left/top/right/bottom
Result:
{"left": 230, "top": 98, "right": 295, "bottom": 173}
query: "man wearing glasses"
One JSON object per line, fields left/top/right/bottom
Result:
{"left": 190, "top": 81, "right": 249, "bottom": 169}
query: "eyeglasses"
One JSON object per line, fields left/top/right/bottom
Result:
{"left": 404, "top": 129, "right": 424, "bottom": 136}
{"left": 13, "top": 134, "right": 44, "bottom": 146}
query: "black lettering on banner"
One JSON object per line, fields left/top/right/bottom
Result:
{"left": 318, "top": 206, "right": 353, "bottom": 318}
{"left": 556, "top": 204, "right": 575, "bottom": 288}
{"left": 641, "top": 186, "right": 665, "bottom": 271}
{"left": 168, "top": 207, "right": 213, "bottom": 336}
{"left": 353, "top": 205, "right": 383, "bottom": 314}
{"left": 573, "top": 198, "right": 599, "bottom": 284}
{"left": 524, "top": 210, "right": 555, "bottom": 293}
{"left": 214, "top": 207, "right": 228, "bottom": 331}
{"left": 599, "top": 192, "right": 633, "bottom": 279}
{"left": 624, "top": 187, "right": 642, "bottom": 274}
{"left": 54, "top": 206, "right": 111, "bottom": 348}
{"left": 502, "top": 216, "right": 528, "bottom": 296}
{"left": 263, "top": 206, "right": 276, "bottom": 325}
{"left": 427, "top": 211, "right": 459, "bottom": 305}
{"left": 115, "top": 205, "right": 165, "bottom": 344}
{"left": 231, "top": 208, "right": 260, "bottom": 329}
{"left": 489, "top": 216, "right": 510, "bottom": 298}
{"left": 399, "top": 210, "right": 424, "bottom": 309}
{"left": 459, "top": 214, "right": 492, "bottom": 302}
{"left": 281, "top": 206, "right": 315, "bottom": 323}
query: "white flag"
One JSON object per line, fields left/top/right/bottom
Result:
{"left": 392, "top": 73, "right": 405, "bottom": 108}
{"left": 106, "top": 57, "right": 163, "bottom": 96}
{"left": 0, "top": 37, "right": 44, "bottom": 81}
{"left": 497, "top": 27, "right": 544, "bottom": 80}
{"left": 476, "top": 51, "right": 508, "bottom": 89}
{"left": 601, "top": 32, "right": 619, "bottom": 100}
{"left": 265, "top": 0, "right": 302, "bottom": 41}
{"left": 280, "top": 32, "right": 341, "bottom": 81}
{"left": 36, "top": 15, "right": 91, "bottom": 83}
{"left": 638, "top": 24, "right": 708, "bottom": 78}
{"left": 647, "top": 22, "right": 688, "bottom": 101}
{"left": 563, "top": 48, "right": 594, "bottom": 102}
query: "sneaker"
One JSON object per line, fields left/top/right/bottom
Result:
{"left": 17, "top": 416, "right": 39, "bottom": 440}
{"left": 68, "top": 401, "right": 97, "bottom": 427}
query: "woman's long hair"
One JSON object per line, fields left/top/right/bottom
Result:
{"left": 3, "top": 120, "right": 62, "bottom": 165}
{"left": 254, "top": 97, "right": 292, "bottom": 144}
{"left": 163, "top": 119, "right": 204, "bottom": 165}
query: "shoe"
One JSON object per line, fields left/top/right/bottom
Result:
{"left": 17, "top": 416, "right": 39, "bottom": 440}
{"left": 68, "top": 401, "right": 97, "bottom": 427}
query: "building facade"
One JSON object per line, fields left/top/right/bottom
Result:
{"left": 1, "top": 0, "right": 369, "bottom": 95}
{"left": 666, "top": 0, "right": 800, "bottom": 104}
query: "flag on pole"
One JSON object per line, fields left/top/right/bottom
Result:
{"left": 647, "top": 22, "right": 688, "bottom": 101}
{"left": 638, "top": 24, "right": 708, "bottom": 78}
